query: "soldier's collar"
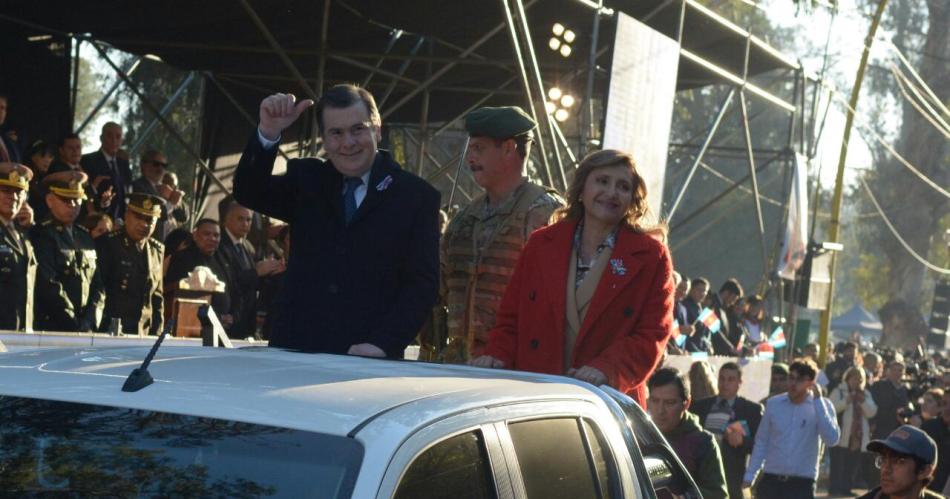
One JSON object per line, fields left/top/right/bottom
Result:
{"left": 483, "top": 178, "right": 528, "bottom": 217}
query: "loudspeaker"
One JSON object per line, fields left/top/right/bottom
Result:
{"left": 782, "top": 245, "right": 834, "bottom": 310}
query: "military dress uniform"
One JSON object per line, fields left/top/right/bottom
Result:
{"left": 439, "top": 106, "right": 563, "bottom": 362}
{"left": 32, "top": 171, "right": 104, "bottom": 331}
{"left": 0, "top": 163, "right": 36, "bottom": 331}
{"left": 95, "top": 193, "right": 164, "bottom": 335}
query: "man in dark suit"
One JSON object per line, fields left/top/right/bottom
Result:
{"left": 80, "top": 122, "right": 131, "bottom": 220}
{"left": 691, "top": 361, "right": 764, "bottom": 499}
{"left": 217, "top": 197, "right": 283, "bottom": 339}
{"left": 710, "top": 278, "right": 746, "bottom": 356}
{"left": 233, "top": 84, "right": 440, "bottom": 358}
{"left": 0, "top": 163, "right": 36, "bottom": 331}
{"left": 164, "top": 218, "right": 235, "bottom": 330}
{"left": 0, "top": 94, "right": 22, "bottom": 163}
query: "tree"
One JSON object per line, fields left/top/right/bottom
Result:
{"left": 858, "top": 0, "right": 950, "bottom": 310}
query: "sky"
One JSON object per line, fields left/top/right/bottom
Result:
{"left": 759, "top": 0, "right": 892, "bottom": 189}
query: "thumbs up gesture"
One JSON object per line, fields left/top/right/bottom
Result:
{"left": 259, "top": 93, "right": 315, "bottom": 141}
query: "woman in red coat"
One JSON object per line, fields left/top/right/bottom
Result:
{"left": 471, "top": 149, "right": 674, "bottom": 407}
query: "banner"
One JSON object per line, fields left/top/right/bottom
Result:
{"left": 602, "top": 12, "right": 679, "bottom": 217}
{"left": 776, "top": 153, "right": 809, "bottom": 280}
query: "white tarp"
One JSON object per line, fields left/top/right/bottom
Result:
{"left": 777, "top": 153, "right": 809, "bottom": 280}
{"left": 602, "top": 12, "right": 679, "bottom": 218}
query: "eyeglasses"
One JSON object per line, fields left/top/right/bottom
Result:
{"left": 875, "top": 454, "right": 912, "bottom": 469}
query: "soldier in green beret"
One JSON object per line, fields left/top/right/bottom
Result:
{"left": 31, "top": 170, "right": 104, "bottom": 331}
{"left": 435, "top": 106, "right": 563, "bottom": 362}
{"left": 0, "top": 162, "right": 37, "bottom": 331}
{"left": 95, "top": 192, "right": 165, "bottom": 335}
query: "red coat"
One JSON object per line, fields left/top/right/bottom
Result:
{"left": 484, "top": 219, "right": 674, "bottom": 407}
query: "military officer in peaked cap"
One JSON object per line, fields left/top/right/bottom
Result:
{"left": 95, "top": 192, "right": 164, "bottom": 335}
{"left": 31, "top": 170, "right": 104, "bottom": 331}
{"left": 436, "top": 106, "right": 563, "bottom": 362}
{"left": 0, "top": 163, "right": 37, "bottom": 331}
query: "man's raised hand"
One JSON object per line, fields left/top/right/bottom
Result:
{"left": 259, "top": 93, "right": 315, "bottom": 141}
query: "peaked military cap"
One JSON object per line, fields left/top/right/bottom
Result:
{"left": 464, "top": 106, "right": 536, "bottom": 139}
{"left": 127, "top": 192, "right": 163, "bottom": 218}
{"left": 43, "top": 170, "right": 88, "bottom": 199}
{"left": 0, "top": 162, "right": 33, "bottom": 190}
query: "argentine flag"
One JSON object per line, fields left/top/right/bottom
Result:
{"left": 696, "top": 308, "right": 721, "bottom": 334}
{"left": 769, "top": 326, "right": 787, "bottom": 349}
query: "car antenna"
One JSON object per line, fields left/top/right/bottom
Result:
{"left": 122, "top": 320, "right": 175, "bottom": 392}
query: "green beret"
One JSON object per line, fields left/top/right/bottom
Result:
{"left": 464, "top": 106, "right": 536, "bottom": 139}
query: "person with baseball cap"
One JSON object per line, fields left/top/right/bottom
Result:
{"left": 858, "top": 424, "right": 945, "bottom": 499}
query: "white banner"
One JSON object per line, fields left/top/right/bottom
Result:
{"left": 776, "top": 153, "right": 809, "bottom": 280}
{"left": 602, "top": 13, "right": 679, "bottom": 217}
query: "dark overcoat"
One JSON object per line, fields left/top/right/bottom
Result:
{"left": 233, "top": 134, "right": 440, "bottom": 358}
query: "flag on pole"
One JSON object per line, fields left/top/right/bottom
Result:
{"left": 696, "top": 308, "right": 721, "bottom": 333}
{"left": 769, "top": 326, "right": 787, "bottom": 349}
{"left": 690, "top": 351, "right": 709, "bottom": 360}
{"left": 735, "top": 332, "right": 745, "bottom": 352}
{"left": 756, "top": 342, "right": 775, "bottom": 360}
{"left": 776, "top": 154, "right": 809, "bottom": 280}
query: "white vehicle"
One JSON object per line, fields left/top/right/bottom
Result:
{"left": 0, "top": 345, "right": 700, "bottom": 498}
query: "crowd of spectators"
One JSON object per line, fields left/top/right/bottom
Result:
{"left": 654, "top": 332, "right": 950, "bottom": 498}
{"left": 0, "top": 93, "right": 287, "bottom": 339}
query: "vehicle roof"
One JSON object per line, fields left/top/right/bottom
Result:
{"left": 0, "top": 346, "right": 599, "bottom": 436}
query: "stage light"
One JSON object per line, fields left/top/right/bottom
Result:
{"left": 548, "top": 87, "right": 562, "bottom": 100}
{"left": 545, "top": 101, "right": 557, "bottom": 114}
{"left": 559, "top": 45, "right": 572, "bottom": 57}
{"left": 560, "top": 94, "right": 575, "bottom": 108}
{"left": 549, "top": 23, "right": 575, "bottom": 58}
{"left": 563, "top": 30, "right": 576, "bottom": 43}
{"left": 548, "top": 37, "right": 561, "bottom": 51}
{"left": 554, "top": 109, "right": 569, "bottom": 122}
{"left": 552, "top": 23, "right": 565, "bottom": 36}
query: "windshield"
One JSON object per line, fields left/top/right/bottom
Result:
{"left": 0, "top": 396, "right": 363, "bottom": 498}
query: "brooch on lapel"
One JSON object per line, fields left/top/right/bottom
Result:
{"left": 376, "top": 175, "right": 393, "bottom": 191}
{"left": 609, "top": 258, "right": 627, "bottom": 276}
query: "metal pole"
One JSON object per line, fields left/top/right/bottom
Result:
{"left": 417, "top": 41, "right": 432, "bottom": 175}
{"left": 666, "top": 88, "right": 735, "bottom": 220}
{"left": 309, "top": 0, "right": 332, "bottom": 156}
{"left": 431, "top": 76, "right": 518, "bottom": 139}
{"left": 379, "top": 36, "right": 426, "bottom": 107}
{"left": 77, "top": 58, "right": 144, "bottom": 134}
{"left": 130, "top": 72, "right": 197, "bottom": 154}
{"left": 70, "top": 37, "right": 81, "bottom": 127}
{"left": 447, "top": 137, "right": 471, "bottom": 209}
{"left": 90, "top": 41, "right": 230, "bottom": 194}
{"left": 670, "top": 153, "right": 784, "bottom": 231}
{"left": 738, "top": 91, "right": 770, "bottom": 278}
{"left": 380, "top": 0, "right": 540, "bottom": 120}
{"left": 499, "top": 0, "right": 553, "bottom": 187}
{"left": 238, "top": 0, "right": 319, "bottom": 102}
{"left": 818, "top": 0, "right": 890, "bottom": 368}
{"left": 362, "top": 30, "right": 403, "bottom": 87}
{"left": 581, "top": 0, "right": 603, "bottom": 157}
{"left": 512, "top": 0, "right": 567, "bottom": 190}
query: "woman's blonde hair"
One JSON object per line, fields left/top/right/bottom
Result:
{"left": 553, "top": 149, "right": 667, "bottom": 239}
{"left": 843, "top": 366, "right": 867, "bottom": 391}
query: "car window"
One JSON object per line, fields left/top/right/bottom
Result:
{"left": 0, "top": 396, "right": 362, "bottom": 498}
{"left": 508, "top": 418, "right": 609, "bottom": 499}
{"left": 582, "top": 419, "right": 620, "bottom": 499}
{"left": 393, "top": 429, "right": 496, "bottom": 499}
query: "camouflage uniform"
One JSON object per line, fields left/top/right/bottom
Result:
{"left": 440, "top": 180, "right": 562, "bottom": 362}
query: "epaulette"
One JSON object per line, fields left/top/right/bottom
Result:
{"left": 148, "top": 238, "right": 164, "bottom": 250}
{"left": 75, "top": 225, "right": 90, "bottom": 233}
{"left": 40, "top": 219, "right": 54, "bottom": 227}
{"left": 528, "top": 188, "right": 565, "bottom": 211}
